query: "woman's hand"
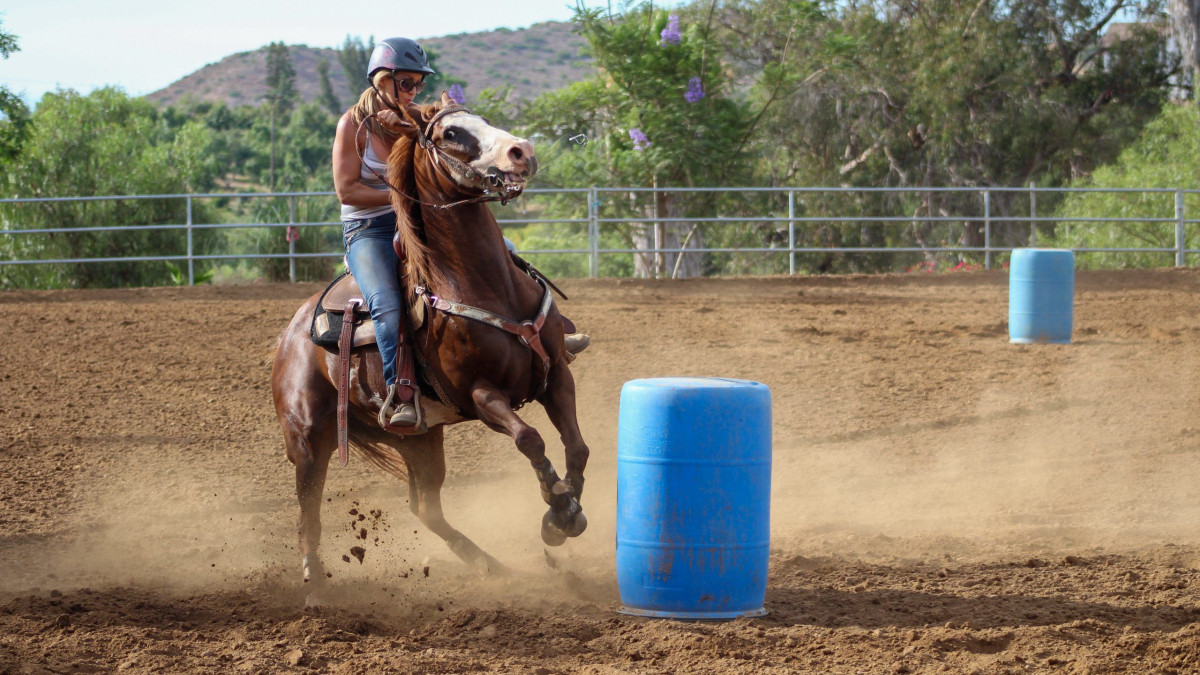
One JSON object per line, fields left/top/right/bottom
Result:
{"left": 377, "top": 109, "right": 411, "bottom": 131}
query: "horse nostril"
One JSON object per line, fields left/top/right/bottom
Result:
{"left": 508, "top": 140, "right": 534, "bottom": 168}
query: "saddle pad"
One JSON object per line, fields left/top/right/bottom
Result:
{"left": 312, "top": 311, "right": 377, "bottom": 348}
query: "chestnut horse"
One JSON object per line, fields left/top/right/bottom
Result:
{"left": 271, "top": 93, "right": 589, "bottom": 593}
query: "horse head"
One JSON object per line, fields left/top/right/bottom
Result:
{"left": 395, "top": 92, "right": 538, "bottom": 199}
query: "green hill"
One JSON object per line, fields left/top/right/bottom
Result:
{"left": 145, "top": 21, "right": 591, "bottom": 109}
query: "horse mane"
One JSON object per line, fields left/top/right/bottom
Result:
{"left": 389, "top": 102, "right": 449, "bottom": 293}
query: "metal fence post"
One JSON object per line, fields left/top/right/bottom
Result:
{"left": 186, "top": 195, "right": 194, "bottom": 286}
{"left": 652, "top": 182, "right": 663, "bottom": 279}
{"left": 788, "top": 190, "right": 796, "bottom": 275}
{"left": 1177, "top": 189, "right": 1186, "bottom": 267}
{"left": 288, "top": 195, "right": 297, "bottom": 283}
{"left": 984, "top": 190, "right": 992, "bottom": 270}
{"left": 1029, "top": 181, "right": 1037, "bottom": 247}
{"left": 589, "top": 187, "right": 599, "bottom": 278}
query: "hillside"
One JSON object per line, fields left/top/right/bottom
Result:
{"left": 145, "top": 21, "right": 591, "bottom": 109}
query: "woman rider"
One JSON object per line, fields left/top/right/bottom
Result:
{"left": 333, "top": 37, "right": 587, "bottom": 428}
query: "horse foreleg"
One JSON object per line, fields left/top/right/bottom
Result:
{"left": 404, "top": 427, "right": 506, "bottom": 574}
{"left": 538, "top": 363, "right": 590, "bottom": 506}
{"left": 471, "top": 385, "right": 586, "bottom": 547}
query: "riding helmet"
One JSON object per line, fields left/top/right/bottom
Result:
{"left": 366, "top": 37, "right": 436, "bottom": 81}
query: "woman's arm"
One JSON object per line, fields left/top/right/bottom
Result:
{"left": 332, "top": 112, "right": 392, "bottom": 208}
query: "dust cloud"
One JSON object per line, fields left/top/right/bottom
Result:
{"left": 769, "top": 327, "right": 1200, "bottom": 562}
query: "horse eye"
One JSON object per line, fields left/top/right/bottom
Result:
{"left": 443, "top": 129, "right": 457, "bottom": 141}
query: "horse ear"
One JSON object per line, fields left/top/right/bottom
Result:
{"left": 440, "top": 90, "right": 454, "bottom": 107}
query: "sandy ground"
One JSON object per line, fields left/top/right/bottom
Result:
{"left": 2, "top": 270, "right": 1200, "bottom": 674}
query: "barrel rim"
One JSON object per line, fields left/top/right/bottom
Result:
{"left": 617, "top": 606, "right": 769, "bottom": 620}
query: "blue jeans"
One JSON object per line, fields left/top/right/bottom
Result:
{"left": 343, "top": 212, "right": 402, "bottom": 388}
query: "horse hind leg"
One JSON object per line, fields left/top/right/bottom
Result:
{"left": 401, "top": 426, "right": 507, "bottom": 574}
{"left": 280, "top": 411, "right": 336, "bottom": 599}
{"left": 471, "top": 385, "right": 587, "bottom": 547}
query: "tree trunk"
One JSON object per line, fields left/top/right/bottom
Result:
{"left": 631, "top": 189, "right": 704, "bottom": 278}
{"left": 1169, "top": 0, "right": 1200, "bottom": 103}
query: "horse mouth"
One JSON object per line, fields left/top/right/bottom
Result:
{"left": 485, "top": 169, "right": 530, "bottom": 192}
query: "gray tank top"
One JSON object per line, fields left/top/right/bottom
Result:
{"left": 340, "top": 140, "right": 394, "bottom": 220}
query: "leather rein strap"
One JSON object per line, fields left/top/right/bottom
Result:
{"left": 415, "top": 277, "right": 555, "bottom": 401}
{"left": 336, "top": 298, "right": 362, "bottom": 467}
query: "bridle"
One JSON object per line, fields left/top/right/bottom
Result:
{"left": 355, "top": 99, "right": 526, "bottom": 210}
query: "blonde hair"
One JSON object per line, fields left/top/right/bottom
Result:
{"left": 349, "top": 70, "right": 405, "bottom": 144}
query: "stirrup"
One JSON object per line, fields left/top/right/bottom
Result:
{"left": 564, "top": 333, "right": 591, "bottom": 355}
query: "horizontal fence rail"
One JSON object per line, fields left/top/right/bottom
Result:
{"left": 0, "top": 186, "right": 1196, "bottom": 286}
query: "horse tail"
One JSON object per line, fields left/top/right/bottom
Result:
{"left": 264, "top": 334, "right": 283, "bottom": 369}
{"left": 348, "top": 436, "right": 409, "bottom": 481}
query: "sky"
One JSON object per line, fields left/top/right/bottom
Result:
{"left": 2, "top": 0, "right": 648, "bottom": 107}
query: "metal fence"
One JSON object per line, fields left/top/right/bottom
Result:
{"left": 0, "top": 186, "right": 1196, "bottom": 285}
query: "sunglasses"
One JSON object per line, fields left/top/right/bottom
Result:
{"left": 394, "top": 77, "right": 426, "bottom": 94}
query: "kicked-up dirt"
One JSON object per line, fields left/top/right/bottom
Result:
{"left": 1, "top": 269, "right": 1200, "bottom": 674}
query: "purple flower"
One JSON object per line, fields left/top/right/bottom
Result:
{"left": 660, "top": 14, "right": 682, "bottom": 46}
{"left": 447, "top": 84, "right": 465, "bottom": 104}
{"left": 629, "top": 128, "right": 651, "bottom": 151}
{"left": 684, "top": 77, "right": 705, "bottom": 103}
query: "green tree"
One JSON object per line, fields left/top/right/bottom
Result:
{"left": 264, "top": 41, "right": 298, "bottom": 191}
{"left": 217, "top": 101, "right": 341, "bottom": 283}
{"left": 522, "top": 3, "right": 753, "bottom": 277}
{"left": 0, "top": 19, "right": 30, "bottom": 162}
{"left": 1047, "top": 104, "right": 1200, "bottom": 267}
{"left": 0, "top": 88, "right": 219, "bottom": 288}
{"left": 317, "top": 57, "right": 343, "bottom": 115}
{"left": 685, "top": 0, "right": 1179, "bottom": 272}
{"left": 337, "top": 35, "right": 374, "bottom": 100}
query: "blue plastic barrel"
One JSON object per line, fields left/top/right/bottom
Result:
{"left": 616, "top": 377, "right": 771, "bottom": 619}
{"left": 1009, "top": 248, "right": 1074, "bottom": 344}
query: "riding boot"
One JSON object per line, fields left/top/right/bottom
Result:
{"left": 564, "top": 332, "right": 591, "bottom": 355}
{"left": 390, "top": 394, "right": 419, "bottom": 427}
{"left": 380, "top": 383, "right": 420, "bottom": 427}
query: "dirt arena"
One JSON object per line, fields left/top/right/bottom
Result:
{"left": 2, "top": 270, "right": 1200, "bottom": 674}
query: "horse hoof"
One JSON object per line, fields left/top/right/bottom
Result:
{"left": 302, "top": 553, "right": 326, "bottom": 585}
{"left": 563, "top": 510, "right": 588, "bottom": 538}
{"left": 541, "top": 510, "right": 568, "bottom": 547}
{"left": 305, "top": 591, "right": 327, "bottom": 608}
